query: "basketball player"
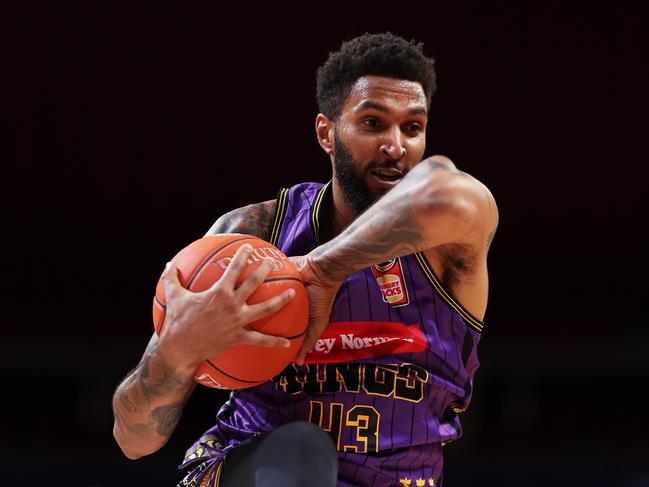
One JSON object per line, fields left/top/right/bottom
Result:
{"left": 113, "top": 33, "right": 498, "bottom": 487}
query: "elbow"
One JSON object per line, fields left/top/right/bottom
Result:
{"left": 115, "top": 442, "right": 154, "bottom": 461}
{"left": 113, "top": 425, "right": 143, "bottom": 460}
{"left": 121, "top": 448, "right": 146, "bottom": 461}
{"left": 113, "top": 424, "right": 162, "bottom": 460}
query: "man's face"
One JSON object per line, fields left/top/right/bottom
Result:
{"left": 332, "top": 76, "right": 428, "bottom": 214}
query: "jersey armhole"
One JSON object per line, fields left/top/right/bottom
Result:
{"left": 414, "top": 251, "right": 485, "bottom": 334}
{"left": 269, "top": 188, "right": 289, "bottom": 246}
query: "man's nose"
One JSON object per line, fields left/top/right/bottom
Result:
{"left": 379, "top": 126, "right": 406, "bottom": 160}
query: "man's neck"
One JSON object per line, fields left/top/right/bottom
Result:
{"left": 330, "top": 178, "right": 358, "bottom": 238}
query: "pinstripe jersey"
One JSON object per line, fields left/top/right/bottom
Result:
{"left": 178, "top": 181, "right": 485, "bottom": 487}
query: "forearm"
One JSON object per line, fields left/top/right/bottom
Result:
{"left": 112, "top": 335, "right": 196, "bottom": 459}
{"left": 311, "top": 158, "right": 476, "bottom": 280}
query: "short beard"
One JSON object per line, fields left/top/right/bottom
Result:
{"left": 333, "top": 129, "right": 376, "bottom": 215}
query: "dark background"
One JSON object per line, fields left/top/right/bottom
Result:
{"left": 4, "top": 2, "right": 648, "bottom": 486}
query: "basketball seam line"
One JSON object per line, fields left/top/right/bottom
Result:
{"left": 204, "top": 359, "right": 268, "bottom": 384}
{"left": 187, "top": 236, "right": 256, "bottom": 289}
{"left": 203, "top": 330, "right": 307, "bottom": 383}
{"left": 154, "top": 295, "right": 167, "bottom": 309}
{"left": 262, "top": 276, "right": 303, "bottom": 284}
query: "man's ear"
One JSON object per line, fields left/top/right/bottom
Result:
{"left": 315, "top": 114, "right": 334, "bottom": 155}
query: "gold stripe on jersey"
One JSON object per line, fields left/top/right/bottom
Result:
{"left": 214, "top": 461, "right": 223, "bottom": 486}
{"left": 311, "top": 181, "right": 330, "bottom": 245}
{"left": 269, "top": 188, "right": 289, "bottom": 246}
{"left": 414, "top": 251, "right": 484, "bottom": 333}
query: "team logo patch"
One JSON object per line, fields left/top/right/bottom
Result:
{"left": 372, "top": 258, "right": 410, "bottom": 307}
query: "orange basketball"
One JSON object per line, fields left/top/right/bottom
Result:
{"left": 152, "top": 234, "right": 308, "bottom": 389}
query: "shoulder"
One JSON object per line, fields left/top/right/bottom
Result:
{"left": 205, "top": 199, "right": 277, "bottom": 241}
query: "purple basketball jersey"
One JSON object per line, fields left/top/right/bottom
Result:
{"left": 178, "top": 181, "right": 484, "bottom": 487}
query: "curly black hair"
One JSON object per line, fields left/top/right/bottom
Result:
{"left": 316, "top": 32, "right": 437, "bottom": 120}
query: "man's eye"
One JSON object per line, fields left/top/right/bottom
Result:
{"left": 363, "top": 119, "right": 379, "bottom": 128}
{"left": 406, "top": 123, "right": 422, "bottom": 133}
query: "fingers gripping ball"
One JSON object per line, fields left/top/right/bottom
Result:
{"left": 152, "top": 234, "right": 308, "bottom": 389}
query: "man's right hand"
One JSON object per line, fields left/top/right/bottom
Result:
{"left": 158, "top": 243, "right": 295, "bottom": 372}
{"left": 112, "top": 242, "right": 295, "bottom": 459}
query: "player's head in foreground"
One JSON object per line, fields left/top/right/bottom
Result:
{"left": 315, "top": 32, "right": 437, "bottom": 214}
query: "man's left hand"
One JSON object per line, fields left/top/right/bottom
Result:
{"left": 289, "top": 254, "right": 344, "bottom": 365}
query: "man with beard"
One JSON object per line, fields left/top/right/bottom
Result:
{"left": 113, "top": 32, "right": 499, "bottom": 487}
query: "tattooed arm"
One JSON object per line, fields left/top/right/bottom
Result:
{"left": 112, "top": 334, "right": 195, "bottom": 459}
{"left": 205, "top": 199, "right": 276, "bottom": 239}
{"left": 112, "top": 199, "right": 294, "bottom": 459}
{"left": 293, "top": 156, "right": 498, "bottom": 364}
{"left": 311, "top": 156, "right": 497, "bottom": 280}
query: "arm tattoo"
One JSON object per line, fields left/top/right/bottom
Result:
{"left": 115, "top": 389, "right": 154, "bottom": 437}
{"left": 312, "top": 160, "right": 461, "bottom": 281}
{"left": 207, "top": 200, "right": 277, "bottom": 240}
{"left": 113, "top": 341, "right": 191, "bottom": 444}
{"left": 152, "top": 402, "right": 185, "bottom": 437}
{"left": 313, "top": 205, "right": 425, "bottom": 281}
{"left": 138, "top": 344, "right": 185, "bottom": 399}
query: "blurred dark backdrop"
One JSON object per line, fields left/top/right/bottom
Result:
{"left": 4, "top": 2, "right": 648, "bottom": 486}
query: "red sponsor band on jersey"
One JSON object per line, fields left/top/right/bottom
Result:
{"left": 303, "top": 321, "right": 426, "bottom": 363}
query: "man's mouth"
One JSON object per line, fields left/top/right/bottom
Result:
{"left": 369, "top": 167, "right": 404, "bottom": 182}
